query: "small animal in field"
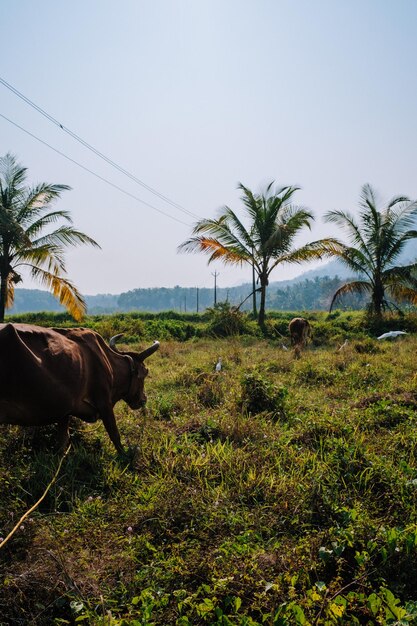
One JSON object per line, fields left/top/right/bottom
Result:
{"left": 288, "top": 317, "right": 311, "bottom": 356}
{"left": 337, "top": 339, "right": 349, "bottom": 351}
{"left": 0, "top": 323, "right": 159, "bottom": 453}
{"left": 215, "top": 357, "right": 222, "bottom": 372}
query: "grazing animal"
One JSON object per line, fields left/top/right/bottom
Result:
{"left": 0, "top": 323, "right": 159, "bottom": 453}
{"left": 288, "top": 317, "right": 311, "bottom": 351}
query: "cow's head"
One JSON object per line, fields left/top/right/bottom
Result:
{"left": 109, "top": 335, "right": 160, "bottom": 408}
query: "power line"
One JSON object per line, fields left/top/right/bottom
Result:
{"left": 0, "top": 75, "right": 201, "bottom": 221}
{"left": 0, "top": 112, "right": 190, "bottom": 226}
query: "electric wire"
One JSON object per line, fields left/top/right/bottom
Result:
{"left": 0, "top": 76, "right": 201, "bottom": 220}
{"left": 0, "top": 112, "right": 190, "bottom": 226}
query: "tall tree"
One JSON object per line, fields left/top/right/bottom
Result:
{"left": 0, "top": 153, "right": 100, "bottom": 321}
{"left": 325, "top": 184, "right": 417, "bottom": 316}
{"left": 179, "top": 182, "right": 339, "bottom": 327}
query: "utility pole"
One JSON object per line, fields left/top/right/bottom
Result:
{"left": 184, "top": 294, "right": 187, "bottom": 313}
{"left": 212, "top": 271, "right": 219, "bottom": 306}
{"left": 196, "top": 287, "right": 199, "bottom": 313}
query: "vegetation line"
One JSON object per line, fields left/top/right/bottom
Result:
{"left": 0, "top": 443, "right": 71, "bottom": 550}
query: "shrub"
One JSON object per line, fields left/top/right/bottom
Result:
{"left": 197, "top": 375, "right": 225, "bottom": 408}
{"left": 240, "top": 370, "right": 288, "bottom": 419}
{"left": 353, "top": 338, "right": 381, "bottom": 354}
{"left": 204, "top": 302, "right": 254, "bottom": 337}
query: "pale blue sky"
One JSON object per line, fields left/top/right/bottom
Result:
{"left": 1, "top": 0, "right": 417, "bottom": 294}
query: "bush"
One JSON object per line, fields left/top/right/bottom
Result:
{"left": 240, "top": 370, "right": 288, "bottom": 419}
{"left": 204, "top": 302, "right": 255, "bottom": 337}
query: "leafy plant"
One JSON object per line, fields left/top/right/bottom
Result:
{"left": 205, "top": 302, "right": 253, "bottom": 337}
{"left": 240, "top": 370, "right": 288, "bottom": 418}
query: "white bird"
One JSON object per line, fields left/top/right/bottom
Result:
{"left": 338, "top": 339, "right": 349, "bottom": 351}
{"left": 215, "top": 357, "right": 222, "bottom": 372}
{"left": 377, "top": 331, "right": 408, "bottom": 340}
{"left": 281, "top": 344, "right": 289, "bottom": 351}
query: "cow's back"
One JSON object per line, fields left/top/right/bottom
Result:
{"left": 0, "top": 323, "right": 83, "bottom": 403}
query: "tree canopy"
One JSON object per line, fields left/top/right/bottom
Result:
{"left": 0, "top": 153, "right": 100, "bottom": 321}
{"left": 180, "top": 182, "right": 339, "bottom": 326}
{"left": 325, "top": 184, "right": 417, "bottom": 316}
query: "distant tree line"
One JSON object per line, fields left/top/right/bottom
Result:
{"left": 266, "top": 276, "right": 368, "bottom": 311}
{"left": 9, "top": 275, "right": 370, "bottom": 315}
{"left": 118, "top": 276, "right": 368, "bottom": 313}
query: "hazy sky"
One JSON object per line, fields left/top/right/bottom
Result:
{"left": 1, "top": 0, "right": 417, "bottom": 295}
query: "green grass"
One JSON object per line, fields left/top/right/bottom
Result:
{"left": 1, "top": 315, "right": 417, "bottom": 624}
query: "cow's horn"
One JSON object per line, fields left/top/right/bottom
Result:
{"left": 109, "top": 333, "right": 125, "bottom": 353}
{"left": 138, "top": 340, "right": 160, "bottom": 361}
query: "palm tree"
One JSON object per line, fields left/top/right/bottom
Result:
{"left": 0, "top": 153, "right": 100, "bottom": 321}
{"left": 179, "top": 182, "right": 339, "bottom": 327}
{"left": 325, "top": 184, "right": 417, "bottom": 316}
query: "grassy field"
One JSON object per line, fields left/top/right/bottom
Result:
{"left": 1, "top": 313, "right": 417, "bottom": 624}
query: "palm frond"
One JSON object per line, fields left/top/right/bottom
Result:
{"left": 359, "top": 184, "right": 381, "bottom": 244}
{"left": 179, "top": 213, "right": 253, "bottom": 259}
{"left": 329, "top": 280, "right": 372, "bottom": 311}
{"left": 237, "top": 183, "right": 260, "bottom": 223}
{"left": 385, "top": 283, "right": 417, "bottom": 306}
{"left": 0, "top": 153, "right": 27, "bottom": 192}
{"left": 14, "top": 244, "right": 67, "bottom": 274}
{"left": 42, "top": 226, "right": 100, "bottom": 249}
{"left": 222, "top": 206, "right": 255, "bottom": 251}
{"left": 325, "top": 209, "right": 372, "bottom": 261}
{"left": 383, "top": 263, "right": 417, "bottom": 290}
{"left": 178, "top": 236, "right": 249, "bottom": 266}
{"left": 5, "top": 273, "right": 17, "bottom": 308}
{"left": 24, "top": 210, "right": 73, "bottom": 238}
{"left": 29, "top": 265, "right": 86, "bottom": 321}
{"left": 277, "top": 239, "right": 355, "bottom": 269}
{"left": 13, "top": 184, "right": 71, "bottom": 228}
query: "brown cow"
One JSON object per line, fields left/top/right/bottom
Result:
{"left": 288, "top": 317, "right": 311, "bottom": 353}
{"left": 0, "top": 323, "right": 159, "bottom": 453}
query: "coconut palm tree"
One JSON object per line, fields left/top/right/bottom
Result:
{"left": 179, "top": 182, "right": 339, "bottom": 328}
{"left": 325, "top": 184, "right": 417, "bottom": 316}
{"left": 0, "top": 153, "right": 100, "bottom": 321}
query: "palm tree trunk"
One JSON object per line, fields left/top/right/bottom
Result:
{"left": 0, "top": 272, "right": 7, "bottom": 322}
{"left": 258, "top": 280, "right": 267, "bottom": 329}
{"left": 0, "top": 243, "right": 10, "bottom": 323}
{"left": 372, "top": 278, "right": 385, "bottom": 317}
{"left": 252, "top": 259, "right": 257, "bottom": 318}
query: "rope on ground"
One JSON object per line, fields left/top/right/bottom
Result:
{"left": 0, "top": 444, "right": 71, "bottom": 550}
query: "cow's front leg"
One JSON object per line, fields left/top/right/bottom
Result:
{"left": 100, "top": 407, "right": 124, "bottom": 453}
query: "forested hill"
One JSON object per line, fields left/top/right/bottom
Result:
{"left": 8, "top": 274, "right": 366, "bottom": 314}
{"left": 116, "top": 275, "right": 366, "bottom": 312}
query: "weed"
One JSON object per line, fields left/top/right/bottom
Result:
{"left": 240, "top": 370, "right": 288, "bottom": 419}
